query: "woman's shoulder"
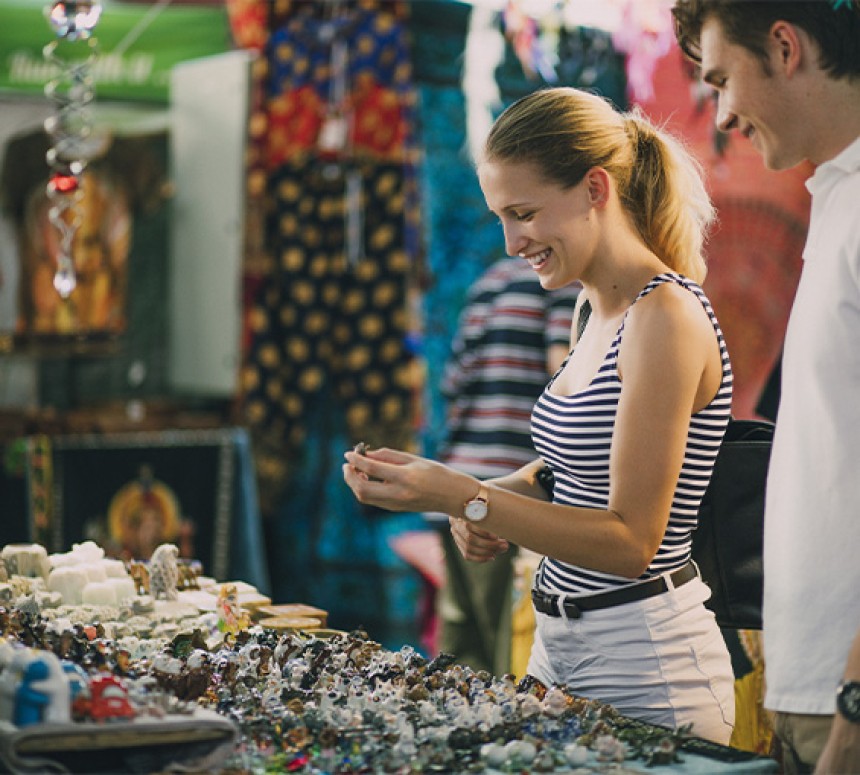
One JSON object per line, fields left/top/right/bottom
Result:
{"left": 627, "top": 274, "right": 714, "bottom": 335}
{"left": 638, "top": 271, "right": 703, "bottom": 296}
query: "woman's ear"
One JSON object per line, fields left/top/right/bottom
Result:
{"left": 585, "top": 167, "right": 611, "bottom": 208}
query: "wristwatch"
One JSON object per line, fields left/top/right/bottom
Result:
{"left": 463, "top": 483, "right": 490, "bottom": 522}
{"left": 836, "top": 680, "right": 860, "bottom": 723}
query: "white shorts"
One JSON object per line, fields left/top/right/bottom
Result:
{"left": 527, "top": 574, "right": 735, "bottom": 744}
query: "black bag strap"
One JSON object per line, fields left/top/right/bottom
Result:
{"left": 576, "top": 297, "right": 592, "bottom": 341}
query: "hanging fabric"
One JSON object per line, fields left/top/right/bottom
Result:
{"left": 242, "top": 0, "right": 423, "bottom": 516}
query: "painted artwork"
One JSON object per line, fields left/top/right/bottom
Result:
{"left": 0, "top": 125, "right": 168, "bottom": 347}
{"left": 25, "top": 430, "right": 235, "bottom": 579}
{"left": 20, "top": 167, "right": 131, "bottom": 336}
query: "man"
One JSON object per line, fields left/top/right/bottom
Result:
{"left": 672, "top": 2, "right": 860, "bottom": 773}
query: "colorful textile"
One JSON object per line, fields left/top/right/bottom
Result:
{"left": 243, "top": 156, "right": 420, "bottom": 511}
{"left": 262, "top": 389, "right": 426, "bottom": 652}
{"left": 226, "top": 0, "right": 268, "bottom": 51}
{"left": 265, "top": 2, "right": 414, "bottom": 168}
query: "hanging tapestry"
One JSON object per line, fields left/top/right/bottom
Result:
{"left": 244, "top": 0, "right": 422, "bottom": 507}
{"left": 265, "top": 1, "right": 414, "bottom": 168}
{"left": 243, "top": 155, "right": 419, "bottom": 498}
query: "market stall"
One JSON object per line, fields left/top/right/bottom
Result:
{"left": 0, "top": 540, "right": 778, "bottom": 774}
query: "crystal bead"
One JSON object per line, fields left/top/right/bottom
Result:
{"left": 47, "top": 1, "right": 102, "bottom": 41}
{"left": 53, "top": 265, "right": 77, "bottom": 298}
{"left": 48, "top": 172, "right": 80, "bottom": 195}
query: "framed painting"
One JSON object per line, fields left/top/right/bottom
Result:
{"left": 25, "top": 429, "right": 235, "bottom": 581}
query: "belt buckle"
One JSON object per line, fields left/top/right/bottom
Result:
{"left": 563, "top": 601, "right": 582, "bottom": 619}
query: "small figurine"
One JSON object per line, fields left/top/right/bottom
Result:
{"left": 148, "top": 544, "right": 179, "bottom": 602}
{"left": 216, "top": 584, "right": 249, "bottom": 636}
{"left": 176, "top": 561, "right": 201, "bottom": 591}
{"left": 14, "top": 660, "right": 51, "bottom": 726}
{"left": 85, "top": 675, "right": 136, "bottom": 722}
{"left": 62, "top": 660, "right": 89, "bottom": 719}
{"left": 127, "top": 561, "right": 150, "bottom": 595}
{"left": 35, "top": 651, "right": 71, "bottom": 723}
{"left": 14, "top": 651, "right": 70, "bottom": 726}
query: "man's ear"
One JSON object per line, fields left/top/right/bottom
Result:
{"left": 770, "top": 21, "right": 803, "bottom": 77}
{"left": 585, "top": 167, "right": 610, "bottom": 208}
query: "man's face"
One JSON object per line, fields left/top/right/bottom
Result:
{"left": 699, "top": 17, "right": 803, "bottom": 170}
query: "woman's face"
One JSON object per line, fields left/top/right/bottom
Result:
{"left": 478, "top": 159, "right": 597, "bottom": 289}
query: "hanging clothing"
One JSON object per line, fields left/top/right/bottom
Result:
{"left": 243, "top": 0, "right": 423, "bottom": 516}
{"left": 242, "top": 156, "right": 419, "bottom": 509}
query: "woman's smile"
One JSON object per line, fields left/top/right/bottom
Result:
{"left": 520, "top": 248, "right": 552, "bottom": 271}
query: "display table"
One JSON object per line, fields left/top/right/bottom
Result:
{"left": 0, "top": 537, "right": 778, "bottom": 774}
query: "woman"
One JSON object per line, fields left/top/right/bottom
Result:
{"left": 343, "top": 87, "right": 735, "bottom": 743}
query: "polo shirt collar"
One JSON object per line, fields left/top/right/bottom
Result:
{"left": 806, "top": 134, "right": 860, "bottom": 195}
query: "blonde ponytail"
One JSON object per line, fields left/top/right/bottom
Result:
{"left": 623, "top": 111, "right": 714, "bottom": 284}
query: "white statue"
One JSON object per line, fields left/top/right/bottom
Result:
{"left": 148, "top": 544, "right": 179, "bottom": 602}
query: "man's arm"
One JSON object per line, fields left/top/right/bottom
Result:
{"left": 815, "top": 624, "right": 860, "bottom": 774}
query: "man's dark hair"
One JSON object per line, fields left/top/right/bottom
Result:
{"left": 672, "top": 1, "right": 860, "bottom": 79}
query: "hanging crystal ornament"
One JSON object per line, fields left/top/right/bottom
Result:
{"left": 42, "top": 1, "right": 102, "bottom": 299}
{"left": 47, "top": 1, "right": 102, "bottom": 40}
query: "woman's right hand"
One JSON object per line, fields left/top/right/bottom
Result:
{"left": 344, "top": 446, "right": 472, "bottom": 516}
{"left": 448, "top": 516, "right": 509, "bottom": 562}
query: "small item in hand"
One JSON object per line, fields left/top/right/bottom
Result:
{"left": 353, "top": 442, "right": 382, "bottom": 481}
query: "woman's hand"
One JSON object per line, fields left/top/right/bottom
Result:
{"left": 343, "top": 446, "right": 468, "bottom": 515}
{"left": 448, "top": 515, "right": 509, "bottom": 562}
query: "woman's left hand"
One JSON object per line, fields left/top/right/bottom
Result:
{"left": 343, "top": 446, "right": 466, "bottom": 515}
{"left": 449, "top": 516, "right": 509, "bottom": 562}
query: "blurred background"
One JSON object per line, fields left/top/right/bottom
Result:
{"left": 0, "top": 0, "right": 809, "bottom": 654}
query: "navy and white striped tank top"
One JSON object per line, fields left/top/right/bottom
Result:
{"left": 532, "top": 273, "right": 733, "bottom": 596}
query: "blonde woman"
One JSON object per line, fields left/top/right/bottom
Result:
{"left": 344, "top": 87, "right": 734, "bottom": 743}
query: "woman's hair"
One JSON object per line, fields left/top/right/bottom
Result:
{"left": 483, "top": 87, "right": 714, "bottom": 283}
{"left": 672, "top": 0, "right": 860, "bottom": 80}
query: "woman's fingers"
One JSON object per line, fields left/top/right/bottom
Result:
{"left": 344, "top": 449, "right": 390, "bottom": 484}
{"left": 360, "top": 447, "right": 414, "bottom": 464}
{"left": 343, "top": 448, "right": 435, "bottom": 513}
{"left": 344, "top": 444, "right": 417, "bottom": 482}
{"left": 449, "top": 517, "right": 509, "bottom": 562}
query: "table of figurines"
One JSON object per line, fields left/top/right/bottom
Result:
{"left": 0, "top": 541, "right": 777, "bottom": 774}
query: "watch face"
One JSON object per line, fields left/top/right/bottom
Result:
{"left": 838, "top": 681, "right": 860, "bottom": 723}
{"left": 464, "top": 499, "right": 488, "bottom": 521}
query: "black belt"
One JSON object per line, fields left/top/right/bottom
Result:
{"left": 531, "top": 562, "right": 697, "bottom": 619}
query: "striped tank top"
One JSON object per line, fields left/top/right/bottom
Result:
{"left": 532, "top": 273, "right": 733, "bottom": 595}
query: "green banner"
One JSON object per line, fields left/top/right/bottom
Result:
{"left": 0, "top": 0, "right": 232, "bottom": 103}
